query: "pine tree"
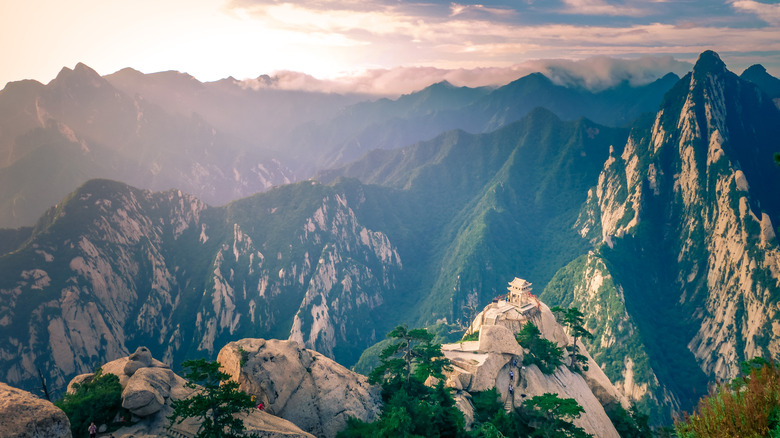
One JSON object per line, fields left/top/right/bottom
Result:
{"left": 168, "top": 359, "right": 256, "bottom": 438}
{"left": 522, "top": 393, "right": 592, "bottom": 438}
{"left": 551, "top": 306, "right": 593, "bottom": 372}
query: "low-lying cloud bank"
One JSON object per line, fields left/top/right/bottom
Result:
{"left": 239, "top": 55, "right": 693, "bottom": 96}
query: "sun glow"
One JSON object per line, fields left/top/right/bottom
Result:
{"left": 1, "top": 0, "right": 779, "bottom": 88}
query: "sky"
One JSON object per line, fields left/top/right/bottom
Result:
{"left": 2, "top": 0, "right": 780, "bottom": 94}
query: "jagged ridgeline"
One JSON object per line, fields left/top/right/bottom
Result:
{"left": 2, "top": 50, "right": 780, "bottom": 426}
{"left": 0, "top": 108, "right": 625, "bottom": 396}
{"left": 541, "top": 51, "right": 780, "bottom": 421}
{"left": 0, "top": 62, "right": 674, "bottom": 230}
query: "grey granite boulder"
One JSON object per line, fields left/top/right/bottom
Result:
{"left": 123, "top": 346, "right": 154, "bottom": 376}
{"left": 219, "top": 338, "right": 382, "bottom": 438}
{"left": 121, "top": 367, "right": 174, "bottom": 416}
{"left": 0, "top": 381, "right": 72, "bottom": 438}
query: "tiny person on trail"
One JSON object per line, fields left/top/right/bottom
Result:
{"left": 88, "top": 422, "right": 97, "bottom": 438}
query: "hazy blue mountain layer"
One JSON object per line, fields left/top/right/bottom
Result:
{"left": 0, "top": 63, "right": 675, "bottom": 228}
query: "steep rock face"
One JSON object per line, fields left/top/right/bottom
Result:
{"left": 445, "top": 303, "right": 621, "bottom": 438}
{"left": 541, "top": 253, "right": 679, "bottom": 421}
{"left": 0, "top": 180, "right": 207, "bottom": 390}
{"left": 0, "top": 381, "right": 72, "bottom": 438}
{"left": 0, "top": 179, "right": 403, "bottom": 394}
{"left": 197, "top": 186, "right": 401, "bottom": 363}
{"left": 571, "top": 51, "right": 780, "bottom": 409}
{"left": 469, "top": 301, "right": 626, "bottom": 408}
{"left": 218, "top": 338, "right": 382, "bottom": 438}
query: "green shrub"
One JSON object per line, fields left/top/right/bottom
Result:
{"left": 340, "top": 326, "right": 465, "bottom": 437}
{"left": 55, "top": 368, "right": 123, "bottom": 437}
{"left": 604, "top": 403, "right": 652, "bottom": 437}
{"left": 520, "top": 393, "right": 592, "bottom": 437}
{"left": 676, "top": 360, "right": 780, "bottom": 437}
{"left": 169, "top": 358, "right": 257, "bottom": 438}
{"left": 461, "top": 331, "right": 480, "bottom": 342}
{"left": 515, "top": 322, "right": 564, "bottom": 374}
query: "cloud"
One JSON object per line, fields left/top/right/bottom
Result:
{"left": 237, "top": 54, "right": 693, "bottom": 96}
{"left": 449, "top": 3, "right": 518, "bottom": 18}
{"left": 730, "top": 0, "right": 780, "bottom": 25}
{"left": 528, "top": 56, "right": 692, "bottom": 89}
{"left": 229, "top": 0, "right": 390, "bottom": 13}
{"left": 222, "top": 0, "right": 780, "bottom": 61}
{"left": 214, "top": 0, "right": 780, "bottom": 93}
{"left": 559, "top": 0, "right": 647, "bottom": 16}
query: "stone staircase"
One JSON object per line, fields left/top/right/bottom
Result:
{"left": 504, "top": 395, "right": 514, "bottom": 413}
{"left": 166, "top": 426, "right": 195, "bottom": 438}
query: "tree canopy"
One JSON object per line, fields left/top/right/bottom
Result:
{"left": 341, "top": 325, "right": 465, "bottom": 437}
{"left": 515, "top": 321, "right": 564, "bottom": 374}
{"left": 521, "top": 393, "right": 592, "bottom": 438}
{"left": 55, "top": 368, "right": 123, "bottom": 437}
{"left": 551, "top": 306, "right": 594, "bottom": 372}
{"left": 168, "top": 358, "right": 256, "bottom": 438}
{"left": 368, "top": 324, "right": 452, "bottom": 390}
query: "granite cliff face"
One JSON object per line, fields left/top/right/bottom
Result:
{"left": 0, "top": 179, "right": 402, "bottom": 393}
{"left": 541, "top": 253, "right": 680, "bottom": 421}
{"left": 218, "top": 338, "right": 382, "bottom": 438}
{"left": 556, "top": 50, "right": 780, "bottom": 413}
{"left": 0, "top": 180, "right": 206, "bottom": 390}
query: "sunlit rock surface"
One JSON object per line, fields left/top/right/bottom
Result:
{"left": 219, "top": 338, "right": 382, "bottom": 438}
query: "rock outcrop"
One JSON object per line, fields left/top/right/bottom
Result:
{"left": 0, "top": 381, "right": 72, "bottom": 438}
{"left": 67, "top": 346, "right": 314, "bottom": 438}
{"left": 218, "top": 338, "right": 382, "bottom": 438}
{"left": 448, "top": 300, "right": 624, "bottom": 438}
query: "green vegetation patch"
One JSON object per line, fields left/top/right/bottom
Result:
{"left": 55, "top": 369, "right": 123, "bottom": 437}
{"left": 515, "top": 321, "right": 564, "bottom": 374}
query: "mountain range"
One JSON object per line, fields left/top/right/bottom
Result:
{"left": 1, "top": 51, "right": 779, "bottom": 425}
{"left": 0, "top": 61, "right": 677, "bottom": 229}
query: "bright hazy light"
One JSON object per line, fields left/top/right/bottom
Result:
{"left": 2, "top": 0, "right": 779, "bottom": 90}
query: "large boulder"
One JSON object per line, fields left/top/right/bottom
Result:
{"left": 123, "top": 346, "right": 165, "bottom": 377}
{"left": 66, "top": 346, "right": 314, "bottom": 438}
{"left": 0, "top": 381, "right": 72, "bottom": 438}
{"left": 121, "top": 367, "right": 174, "bottom": 416}
{"left": 478, "top": 325, "right": 525, "bottom": 356}
{"left": 219, "top": 338, "right": 382, "bottom": 438}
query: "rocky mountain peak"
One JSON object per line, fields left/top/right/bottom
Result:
{"left": 741, "top": 63, "right": 780, "bottom": 99}
{"left": 574, "top": 48, "right": 780, "bottom": 413}
{"left": 692, "top": 50, "right": 727, "bottom": 78}
{"left": 50, "top": 62, "right": 105, "bottom": 89}
{"left": 743, "top": 64, "right": 768, "bottom": 75}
